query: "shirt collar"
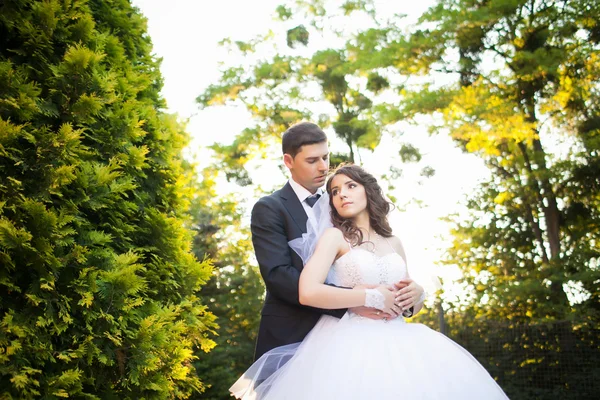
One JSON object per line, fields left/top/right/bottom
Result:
{"left": 288, "top": 178, "right": 323, "bottom": 204}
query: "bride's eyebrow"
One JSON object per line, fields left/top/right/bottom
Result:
{"left": 331, "top": 179, "right": 355, "bottom": 190}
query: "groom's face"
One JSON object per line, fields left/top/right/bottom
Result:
{"left": 284, "top": 142, "right": 329, "bottom": 194}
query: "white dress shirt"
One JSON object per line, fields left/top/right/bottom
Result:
{"left": 288, "top": 178, "right": 325, "bottom": 226}
{"left": 288, "top": 178, "right": 332, "bottom": 282}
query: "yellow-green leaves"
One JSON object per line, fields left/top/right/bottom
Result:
{"left": 0, "top": 218, "right": 33, "bottom": 250}
{"left": 443, "top": 83, "right": 537, "bottom": 157}
{"left": 62, "top": 44, "right": 105, "bottom": 73}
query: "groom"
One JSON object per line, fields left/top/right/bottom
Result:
{"left": 251, "top": 122, "right": 420, "bottom": 360}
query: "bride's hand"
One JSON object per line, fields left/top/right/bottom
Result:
{"left": 351, "top": 286, "right": 393, "bottom": 319}
{"left": 376, "top": 286, "right": 402, "bottom": 316}
{"left": 363, "top": 287, "right": 401, "bottom": 316}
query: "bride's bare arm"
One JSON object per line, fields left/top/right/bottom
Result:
{"left": 299, "top": 228, "right": 395, "bottom": 313}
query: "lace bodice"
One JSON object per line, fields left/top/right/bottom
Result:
{"left": 328, "top": 248, "right": 408, "bottom": 288}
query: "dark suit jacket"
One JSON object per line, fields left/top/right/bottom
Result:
{"left": 251, "top": 182, "right": 346, "bottom": 360}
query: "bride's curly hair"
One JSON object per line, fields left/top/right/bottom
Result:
{"left": 325, "top": 164, "right": 394, "bottom": 246}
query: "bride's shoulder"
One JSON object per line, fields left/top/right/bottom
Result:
{"left": 313, "top": 228, "right": 347, "bottom": 258}
{"left": 321, "top": 227, "right": 345, "bottom": 241}
{"left": 318, "top": 228, "right": 347, "bottom": 248}
{"left": 388, "top": 235, "right": 403, "bottom": 245}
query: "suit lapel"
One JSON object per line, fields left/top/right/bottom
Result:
{"left": 279, "top": 182, "right": 308, "bottom": 234}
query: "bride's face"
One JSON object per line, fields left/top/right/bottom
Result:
{"left": 330, "top": 174, "right": 368, "bottom": 219}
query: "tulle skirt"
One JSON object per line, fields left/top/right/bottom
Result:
{"left": 231, "top": 313, "right": 509, "bottom": 399}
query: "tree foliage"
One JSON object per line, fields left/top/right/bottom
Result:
{"left": 196, "top": 2, "right": 426, "bottom": 185}
{"left": 349, "top": 0, "right": 600, "bottom": 396}
{"left": 379, "top": 0, "right": 600, "bottom": 320}
{"left": 0, "top": 0, "right": 216, "bottom": 398}
{"left": 186, "top": 168, "right": 264, "bottom": 400}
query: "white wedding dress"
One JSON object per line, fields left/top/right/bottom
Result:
{"left": 230, "top": 245, "right": 509, "bottom": 399}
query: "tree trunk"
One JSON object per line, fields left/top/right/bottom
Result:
{"left": 347, "top": 138, "right": 355, "bottom": 163}
{"left": 438, "top": 300, "right": 447, "bottom": 336}
{"left": 521, "top": 98, "right": 569, "bottom": 310}
{"left": 532, "top": 138, "right": 562, "bottom": 258}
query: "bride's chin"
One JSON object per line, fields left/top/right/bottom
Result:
{"left": 337, "top": 210, "right": 356, "bottom": 219}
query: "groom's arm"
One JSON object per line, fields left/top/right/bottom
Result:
{"left": 251, "top": 198, "right": 345, "bottom": 318}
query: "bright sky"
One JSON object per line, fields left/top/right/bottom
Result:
{"left": 132, "top": 0, "right": 492, "bottom": 301}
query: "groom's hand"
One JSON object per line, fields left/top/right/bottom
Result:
{"left": 348, "top": 306, "right": 394, "bottom": 320}
{"left": 393, "top": 279, "right": 424, "bottom": 311}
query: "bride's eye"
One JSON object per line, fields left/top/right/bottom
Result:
{"left": 332, "top": 190, "right": 338, "bottom": 196}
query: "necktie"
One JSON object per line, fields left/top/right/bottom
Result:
{"left": 305, "top": 193, "right": 321, "bottom": 208}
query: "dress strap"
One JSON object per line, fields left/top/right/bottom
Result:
{"left": 383, "top": 236, "right": 407, "bottom": 265}
{"left": 383, "top": 236, "right": 395, "bottom": 253}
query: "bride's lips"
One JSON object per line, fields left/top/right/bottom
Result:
{"left": 341, "top": 202, "right": 353, "bottom": 208}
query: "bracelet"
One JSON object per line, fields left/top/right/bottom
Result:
{"left": 364, "top": 288, "right": 385, "bottom": 310}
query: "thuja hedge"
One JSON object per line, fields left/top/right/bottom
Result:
{"left": 0, "top": 0, "right": 216, "bottom": 398}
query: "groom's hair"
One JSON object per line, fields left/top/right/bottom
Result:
{"left": 282, "top": 122, "right": 327, "bottom": 158}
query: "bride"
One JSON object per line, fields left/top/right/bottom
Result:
{"left": 231, "top": 164, "right": 509, "bottom": 399}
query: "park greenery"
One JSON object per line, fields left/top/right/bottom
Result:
{"left": 1, "top": 0, "right": 598, "bottom": 399}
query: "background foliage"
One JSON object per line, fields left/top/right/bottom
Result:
{"left": 186, "top": 167, "right": 263, "bottom": 400}
{"left": 198, "top": 0, "right": 600, "bottom": 398}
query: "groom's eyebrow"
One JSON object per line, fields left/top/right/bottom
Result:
{"left": 305, "top": 153, "right": 329, "bottom": 161}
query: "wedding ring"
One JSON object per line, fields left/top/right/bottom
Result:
{"left": 376, "top": 311, "right": 381, "bottom": 316}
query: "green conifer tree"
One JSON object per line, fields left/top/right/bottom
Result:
{"left": 0, "top": 1, "right": 216, "bottom": 398}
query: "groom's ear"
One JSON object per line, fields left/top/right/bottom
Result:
{"left": 283, "top": 153, "right": 295, "bottom": 169}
